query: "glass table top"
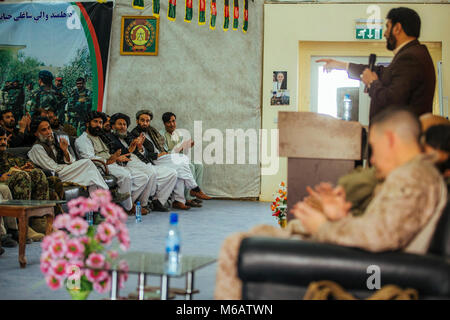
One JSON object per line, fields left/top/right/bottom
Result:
{"left": 109, "top": 251, "right": 216, "bottom": 277}
{"left": 0, "top": 199, "right": 67, "bottom": 206}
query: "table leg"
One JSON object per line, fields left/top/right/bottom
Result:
{"left": 45, "top": 213, "right": 54, "bottom": 235}
{"left": 185, "top": 272, "right": 194, "bottom": 300}
{"left": 18, "top": 213, "right": 27, "bottom": 268}
{"left": 110, "top": 271, "right": 119, "bottom": 300}
{"left": 138, "top": 272, "right": 146, "bottom": 300}
{"left": 160, "top": 275, "right": 169, "bottom": 300}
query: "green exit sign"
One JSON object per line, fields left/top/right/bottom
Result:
{"left": 355, "top": 19, "right": 383, "bottom": 40}
{"left": 356, "top": 28, "right": 383, "bottom": 40}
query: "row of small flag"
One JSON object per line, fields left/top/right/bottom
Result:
{"left": 130, "top": 0, "right": 249, "bottom": 33}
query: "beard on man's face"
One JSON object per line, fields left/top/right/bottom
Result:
{"left": 3, "top": 120, "right": 15, "bottom": 129}
{"left": 386, "top": 28, "right": 397, "bottom": 51}
{"left": 37, "top": 133, "right": 54, "bottom": 145}
{"left": 113, "top": 129, "right": 128, "bottom": 139}
{"left": 88, "top": 125, "right": 103, "bottom": 136}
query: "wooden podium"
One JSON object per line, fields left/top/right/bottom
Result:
{"left": 278, "top": 112, "right": 363, "bottom": 220}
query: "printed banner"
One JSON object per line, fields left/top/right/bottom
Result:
{"left": 198, "top": 0, "right": 206, "bottom": 25}
{"left": 184, "top": 0, "right": 192, "bottom": 23}
{"left": 168, "top": 0, "right": 176, "bottom": 21}
{"left": 232, "top": 0, "right": 238, "bottom": 30}
{"left": 209, "top": 0, "right": 217, "bottom": 30}
{"left": 0, "top": 2, "right": 113, "bottom": 135}
{"left": 223, "top": 0, "right": 229, "bottom": 31}
{"left": 153, "top": 0, "right": 160, "bottom": 17}
{"left": 243, "top": 0, "right": 248, "bottom": 33}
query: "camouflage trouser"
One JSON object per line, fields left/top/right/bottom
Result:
{"left": 7, "top": 169, "right": 49, "bottom": 200}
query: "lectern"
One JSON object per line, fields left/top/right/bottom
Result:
{"left": 278, "top": 112, "right": 363, "bottom": 220}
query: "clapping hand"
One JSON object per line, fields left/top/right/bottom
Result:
{"left": 129, "top": 138, "right": 139, "bottom": 153}
{"left": 59, "top": 137, "right": 69, "bottom": 153}
{"left": 306, "top": 183, "right": 351, "bottom": 221}
{"left": 290, "top": 201, "right": 327, "bottom": 236}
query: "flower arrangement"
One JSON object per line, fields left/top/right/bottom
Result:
{"left": 271, "top": 182, "right": 287, "bottom": 227}
{"left": 40, "top": 190, "right": 130, "bottom": 299}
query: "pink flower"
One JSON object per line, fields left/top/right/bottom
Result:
{"left": 96, "top": 222, "right": 116, "bottom": 245}
{"left": 93, "top": 276, "right": 111, "bottom": 294}
{"left": 117, "top": 226, "right": 130, "bottom": 251}
{"left": 90, "top": 189, "right": 112, "bottom": 206}
{"left": 85, "top": 269, "right": 108, "bottom": 283}
{"left": 50, "top": 230, "right": 68, "bottom": 241}
{"left": 53, "top": 214, "right": 71, "bottom": 230}
{"left": 41, "top": 235, "right": 54, "bottom": 251}
{"left": 67, "top": 197, "right": 88, "bottom": 217}
{"left": 84, "top": 198, "right": 99, "bottom": 213}
{"left": 107, "top": 250, "right": 119, "bottom": 260}
{"left": 51, "top": 259, "right": 68, "bottom": 279}
{"left": 40, "top": 261, "right": 51, "bottom": 275}
{"left": 66, "top": 263, "right": 83, "bottom": 282}
{"left": 100, "top": 203, "right": 118, "bottom": 222}
{"left": 45, "top": 274, "right": 63, "bottom": 290}
{"left": 86, "top": 253, "right": 105, "bottom": 269}
{"left": 66, "top": 238, "right": 85, "bottom": 260}
{"left": 79, "top": 236, "right": 89, "bottom": 245}
{"left": 49, "top": 240, "right": 67, "bottom": 259}
{"left": 67, "top": 217, "right": 89, "bottom": 236}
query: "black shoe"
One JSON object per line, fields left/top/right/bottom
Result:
{"left": 8, "top": 230, "right": 32, "bottom": 244}
{"left": 152, "top": 200, "right": 169, "bottom": 212}
{"left": 0, "top": 234, "right": 18, "bottom": 248}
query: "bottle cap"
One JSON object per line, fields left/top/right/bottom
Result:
{"left": 345, "top": 94, "right": 350, "bottom": 99}
{"left": 137, "top": 201, "right": 140, "bottom": 206}
{"left": 170, "top": 213, "right": 178, "bottom": 224}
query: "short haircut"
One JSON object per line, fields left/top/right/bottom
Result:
{"left": 85, "top": 111, "right": 107, "bottom": 124}
{"left": 30, "top": 116, "right": 51, "bottom": 134}
{"left": 370, "top": 106, "right": 421, "bottom": 143}
{"left": 425, "top": 125, "right": 450, "bottom": 153}
{"left": 387, "top": 7, "right": 421, "bottom": 38}
{"left": 162, "top": 112, "right": 176, "bottom": 124}
{"left": 76, "top": 77, "right": 85, "bottom": 83}
{"left": 0, "top": 110, "right": 13, "bottom": 120}
{"left": 0, "top": 126, "right": 6, "bottom": 137}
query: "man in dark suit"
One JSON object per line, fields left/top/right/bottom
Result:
{"left": 317, "top": 7, "right": 435, "bottom": 121}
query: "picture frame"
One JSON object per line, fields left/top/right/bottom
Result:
{"left": 120, "top": 16, "right": 159, "bottom": 56}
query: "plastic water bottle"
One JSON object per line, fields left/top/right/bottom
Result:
{"left": 342, "top": 94, "right": 352, "bottom": 121}
{"left": 86, "top": 211, "right": 93, "bottom": 226}
{"left": 165, "top": 213, "right": 181, "bottom": 275}
{"left": 135, "top": 201, "right": 142, "bottom": 223}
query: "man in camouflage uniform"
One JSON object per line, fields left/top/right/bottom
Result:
{"left": 0, "top": 126, "right": 64, "bottom": 238}
{"left": 5, "top": 80, "right": 25, "bottom": 121}
{"left": 54, "top": 77, "right": 68, "bottom": 125}
{"left": 29, "top": 70, "right": 58, "bottom": 116}
{"left": 68, "top": 77, "right": 92, "bottom": 134}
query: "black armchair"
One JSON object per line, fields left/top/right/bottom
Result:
{"left": 237, "top": 200, "right": 450, "bottom": 300}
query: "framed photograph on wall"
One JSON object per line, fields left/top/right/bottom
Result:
{"left": 120, "top": 16, "right": 159, "bottom": 56}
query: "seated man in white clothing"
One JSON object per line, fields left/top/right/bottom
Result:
{"left": 27, "top": 117, "right": 110, "bottom": 194}
{"left": 108, "top": 113, "right": 178, "bottom": 212}
{"left": 130, "top": 110, "right": 211, "bottom": 211}
{"left": 160, "top": 111, "right": 204, "bottom": 208}
{"left": 75, "top": 111, "right": 152, "bottom": 215}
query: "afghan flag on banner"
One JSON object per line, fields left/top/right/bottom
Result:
{"left": 243, "top": 0, "right": 248, "bottom": 33}
{"left": 153, "top": 0, "right": 160, "bottom": 16}
{"left": 184, "top": 0, "right": 193, "bottom": 22}
{"left": 210, "top": 0, "right": 217, "bottom": 30}
{"left": 223, "top": 0, "right": 229, "bottom": 31}
{"left": 232, "top": 0, "right": 238, "bottom": 30}
{"left": 168, "top": 0, "right": 176, "bottom": 21}
{"left": 132, "top": 0, "right": 144, "bottom": 9}
{"left": 198, "top": 0, "right": 206, "bottom": 25}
